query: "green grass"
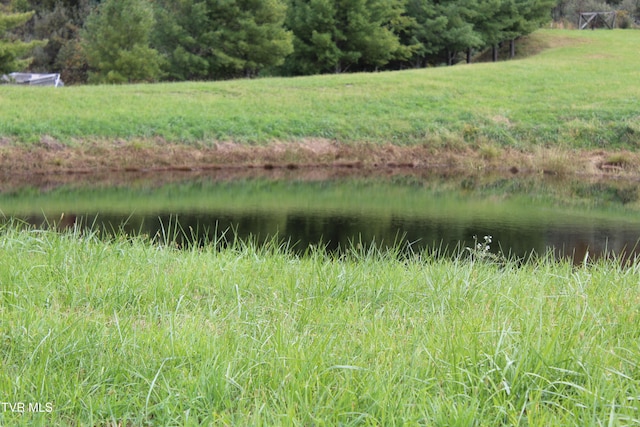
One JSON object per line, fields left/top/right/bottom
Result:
{"left": 3, "top": 29, "right": 640, "bottom": 425}
{"left": 1, "top": 30, "right": 639, "bottom": 148}
{"left": 1, "top": 222, "right": 640, "bottom": 425}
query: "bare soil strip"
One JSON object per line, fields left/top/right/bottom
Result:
{"left": 1, "top": 138, "right": 639, "bottom": 189}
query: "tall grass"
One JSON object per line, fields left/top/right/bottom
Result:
{"left": 1, "top": 30, "right": 639, "bottom": 148}
{"left": 1, "top": 221, "right": 639, "bottom": 425}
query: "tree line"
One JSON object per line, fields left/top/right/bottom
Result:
{"left": 1, "top": 0, "right": 637, "bottom": 84}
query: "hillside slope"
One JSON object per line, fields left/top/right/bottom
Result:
{"left": 1, "top": 30, "right": 639, "bottom": 180}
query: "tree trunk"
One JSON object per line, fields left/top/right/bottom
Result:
{"left": 447, "top": 50, "right": 457, "bottom": 66}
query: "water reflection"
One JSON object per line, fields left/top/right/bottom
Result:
{"left": 5, "top": 173, "right": 640, "bottom": 264}
{"left": 17, "top": 208, "right": 640, "bottom": 265}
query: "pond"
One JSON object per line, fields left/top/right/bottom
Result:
{"left": 2, "top": 171, "right": 640, "bottom": 264}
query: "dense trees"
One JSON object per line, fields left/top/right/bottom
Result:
{"left": 282, "top": 0, "right": 412, "bottom": 74}
{"left": 206, "top": 0, "right": 293, "bottom": 78}
{"left": 151, "top": 0, "right": 212, "bottom": 81}
{"left": 422, "top": 0, "right": 484, "bottom": 66}
{"left": 4, "top": 0, "right": 636, "bottom": 83}
{"left": 153, "top": 0, "right": 293, "bottom": 80}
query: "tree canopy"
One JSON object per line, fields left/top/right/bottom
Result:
{"left": 81, "top": 0, "right": 163, "bottom": 83}
{"left": 283, "top": 0, "right": 411, "bottom": 74}
{"left": 153, "top": 0, "right": 292, "bottom": 80}
{"left": 8, "top": 0, "right": 625, "bottom": 83}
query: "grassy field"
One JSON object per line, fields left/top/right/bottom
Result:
{"left": 0, "top": 30, "right": 639, "bottom": 149}
{"left": 2, "top": 29, "right": 640, "bottom": 425}
{"left": 1, "top": 222, "right": 640, "bottom": 425}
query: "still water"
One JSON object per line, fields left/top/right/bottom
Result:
{"left": 3, "top": 173, "right": 640, "bottom": 263}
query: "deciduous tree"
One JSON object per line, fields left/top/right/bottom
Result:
{"left": 27, "top": 0, "right": 93, "bottom": 75}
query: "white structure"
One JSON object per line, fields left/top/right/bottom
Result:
{"left": 1, "top": 72, "right": 64, "bottom": 87}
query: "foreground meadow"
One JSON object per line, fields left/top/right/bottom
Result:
{"left": 1, "top": 223, "right": 639, "bottom": 425}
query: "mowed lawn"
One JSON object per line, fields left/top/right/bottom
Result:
{"left": 0, "top": 29, "right": 639, "bottom": 149}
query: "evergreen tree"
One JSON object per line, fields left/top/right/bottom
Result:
{"left": 511, "top": 0, "right": 555, "bottom": 34}
{"left": 472, "top": 0, "right": 519, "bottom": 51}
{"left": 81, "top": 0, "right": 163, "bottom": 83}
{"left": 403, "top": 0, "right": 447, "bottom": 67}
{"left": 153, "top": 0, "right": 212, "bottom": 80}
{"left": 440, "top": 0, "right": 484, "bottom": 64}
{"left": 473, "top": 0, "right": 553, "bottom": 61}
{"left": 207, "top": 0, "right": 294, "bottom": 78}
{"left": 283, "top": 0, "right": 408, "bottom": 75}
{"left": 153, "top": 0, "right": 293, "bottom": 80}
{"left": 0, "top": 8, "right": 45, "bottom": 73}
{"left": 283, "top": 0, "right": 340, "bottom": 74}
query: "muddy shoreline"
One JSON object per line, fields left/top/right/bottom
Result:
{"left": 1, "top": 138, "right": 639, "bottom": 190}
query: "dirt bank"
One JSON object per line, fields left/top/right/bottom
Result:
{"left": 1, "top": 137, "right": 639, "bottom": 189}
